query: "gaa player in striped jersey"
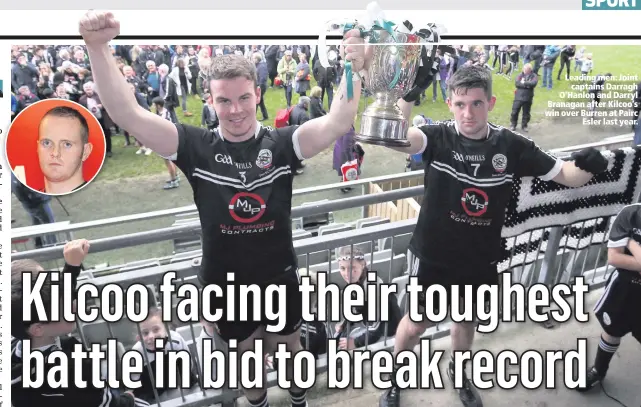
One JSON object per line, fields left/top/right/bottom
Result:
{"left": 11, "top": 240, "right": 150, "bottom": 407}
{"left": 576, "top": 204, "right": 641, "bottom": 393}
{"left": 376, "top": 64, "right": 609, "bottom": 407}
{"left": 78, "top": 10, "right": 373, "bottom": 407}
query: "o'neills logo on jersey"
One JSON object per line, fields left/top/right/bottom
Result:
{"left": 228, "top": 192, "right": 266, "bottom": 223}
{"left": 461, "top": 188, "right": 488, "bottom": 217}
{"left": 215, "top": 154, "right": 253, "bottom": 170}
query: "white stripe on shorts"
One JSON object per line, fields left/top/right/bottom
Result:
{"left": 594, "top": 270, "right": 619, "bottom": 313}
{"left": 410, "top": 255, "right": 420, "bottom": 277}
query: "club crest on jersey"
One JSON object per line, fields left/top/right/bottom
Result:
{"left": 491, "top": 154, "right": 507, "bottom": 173}
{"left": 256, "top": 149, "right": 273, "bottom": 170}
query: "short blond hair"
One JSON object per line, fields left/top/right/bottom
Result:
{"left": 310, "top": 86, "right": 322, "bottom": 98}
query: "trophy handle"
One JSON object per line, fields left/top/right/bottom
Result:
{"left": 317, "top": 19, "right": 352, "bottom": 68}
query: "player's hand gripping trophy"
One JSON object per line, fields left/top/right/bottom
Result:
{"left": 319, "top": 2, "right": 446, "bottom": 147}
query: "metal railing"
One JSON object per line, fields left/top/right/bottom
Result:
{"left": 11, "top": 171, "right": 424, "bottom": 241}
{"left": 62, "top": 214, "right": 617, "bottom": 407}
{"left": 11, "top": 132, "right": 635, "bottom": 243}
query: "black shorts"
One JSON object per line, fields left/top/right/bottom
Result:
{"left": 594, "top": 270, "right": 641, "bottom": 342}
{"left": 409, "top": 256, "right": 499, "bottom": 319}
{"left": 198, "top": 270, "right": 303, "bottom": 343}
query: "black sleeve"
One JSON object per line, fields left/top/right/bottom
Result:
{"left": 169, "top": 123, "right": 213, "bottom": 182}
{"left": 352, "top": 319, "right": 384, "bottom": 348}
{"left": 63, "top": 263, "right": 82, "bottom": 283}
{"left": 513, "top": 133, "right": 563, "bottom": 180}
{"left": 60, "top": 338, "right": 151, "bottom": 407}
{"left": 299, "top": 320, "right": 329, "bottom": 358}
{"left": 607, "top": 206, "right": 636, "bottom": 249}
{"left": 281, "top": 125, "right": 305, "bottom": 163}
{"left": 80, "top": 385, "right": 149, "bottom": 407}
{"left": 418, "top": 123, "right": 442, "bottom": 164}
{"left": 61, "top": 263, "right": 82, "bottom": 302}
{"left": 315, "top": 322, "right": 328, "bottom": 356}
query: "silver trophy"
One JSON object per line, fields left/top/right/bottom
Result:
{"left": 317, "top": 7, "right": 445, "bottom": 147}
{"left": 355, "top": 30, "right": 423, "bottom": 147}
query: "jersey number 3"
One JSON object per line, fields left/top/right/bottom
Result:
{"left": 239, "top": 171, "right": 247, "bottom": 183}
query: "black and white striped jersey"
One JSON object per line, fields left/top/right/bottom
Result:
{"left": 169, "top": 122, "right": 303, "bottom": 284}
{"left": 409, "top": 120, "right": 563, "bottom": 270}
{"left": 11, "top": 336, "right": 150, "bottom": 407}
{"left": 606, "top": 204, "right": 641, "bottom": 283}
{"left": 130, "top": 330, "right": 196, "bottom": 403}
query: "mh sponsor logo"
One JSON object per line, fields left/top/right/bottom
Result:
{"left": 583, "top": 0, "right": 640, "bottom": 9}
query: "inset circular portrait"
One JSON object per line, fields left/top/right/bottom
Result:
{"left": 6, "top": 98, "right": 107, "bottom": 196}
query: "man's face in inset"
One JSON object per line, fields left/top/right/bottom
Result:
{"left": 37, "top": 115, "right": 92, "bottom": 185}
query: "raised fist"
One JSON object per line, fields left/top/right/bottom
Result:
{"left": 79, "top": 10, "right": 120, "bottom": 46}
{"left": 63, "top": 239, "right": 91, "bottom": 267}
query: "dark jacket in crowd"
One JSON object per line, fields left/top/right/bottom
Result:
{"left": 560, "top": 45, "right": 576, "bottom": 61}
{"left": 201, "top": 104, "right": 218, "bottom": 129}
{"left": 126, "top": 75, "right": 149, "bottom": 96}
{"left": 514, "top": 72, "right": 539, "bottom": 102}
{"left": 339, "top": 276, "right": 402, "bottom": 348}
{"left": 162, "top": 75, "right": 180, "bottom": 110}
{"left": 135, "top": 91, "right": 150, "bottom": 111}
{"left": 289, "top": 104, "right": 309, "bottom": 126}
{"left": 309, "top": 96, "right": 326, "bottom": 119}
{"left": 256, "top": 61, "right": 268, "bottom": 87}
{"left": 313, "top": 59, "right": 337, "bottom": 89}
{"left": 265, "top": 45, "right": 279, "bottom": 76}
{"left": 11, "top": 173, "right": 51, "bottom": 209}
{"left": 11, "top": 62, "right": 39, "bottom": 93}
{"left": 78, "top": 93, "right": 114, "bottom": 128}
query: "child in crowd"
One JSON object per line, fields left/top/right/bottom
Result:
{"left": 152, "top": 96, "right": 180, "bottom": 190}
{"left": 577, "top": 205, "right": 641, "bottom": 392}
{"left": 505, "top": 46, "right": 520, "bottom": 78}
{"left": 581, "top": 53, "right": 594, "bottom": 77}
{"left": 200, "top": 92, "right": 218, "bottom": 130}
{"left": 195, "top": 317, "right": 219, "bottom": 383}
{"left": 11, "top": 240, "right": 150, "bottom": 407}
{"left": 334, "top": 247, "right": 402, "bottom": 350}
{"left": 575, "top": 46, "right": 586, "bottom": 72}
{"left": 297, "top": 268, "right": 329, "bottom": 359}
{"left": 130, "top": 306, "right": 198, "bottom": 403}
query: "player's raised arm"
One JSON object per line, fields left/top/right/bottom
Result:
{"left": 292, "top": 29, "right": 368, "bottom": 159}
{"left": 389, "top": 98, "right": 430, "bottom": 155}
{"left": 79, "top": 10, "right": 179, "bottom": 158}
{"left": 385, "top": 39, "right": 441, "bottom": 156}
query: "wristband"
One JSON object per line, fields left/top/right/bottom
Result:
{"left": 345, "top": 64, "right": 363, "bottom": 101}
